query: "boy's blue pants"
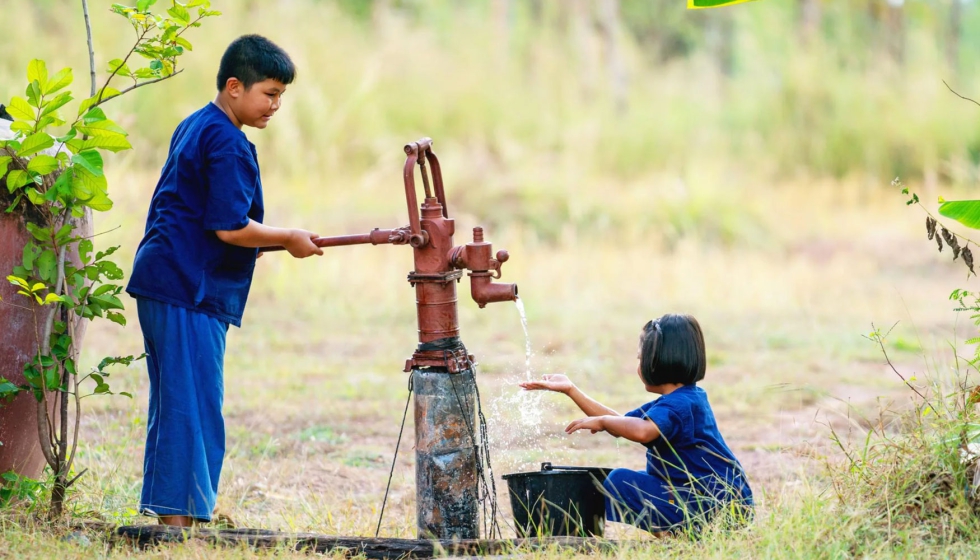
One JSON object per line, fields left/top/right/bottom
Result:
{"left": 136, "top": 297, "right": 228, "bottom": 521}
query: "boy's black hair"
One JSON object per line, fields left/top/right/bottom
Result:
{"left": 216, "top": 34, "right": 296, "bottom": 91}
{"left": 639, "top": 314, "right": 706, "bottom": 386}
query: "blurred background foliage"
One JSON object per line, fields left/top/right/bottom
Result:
{"left": 3, "top": 0, "right": 978, "bottom": 247}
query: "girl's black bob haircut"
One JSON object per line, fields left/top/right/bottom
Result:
{"left": 217, "top": 34, "right": 296, "bottom": 91}
{"left": 639, "top": 314, "right": 706, "bottom": 386}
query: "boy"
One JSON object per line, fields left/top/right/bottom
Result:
{"left": 126, "top": 34, "right": 322, "bottom": 527}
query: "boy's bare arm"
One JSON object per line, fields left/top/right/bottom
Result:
{"left": 566, "top": 415, "right": 660, "bottom": 444}
{"left": 215, "top": 219, "right": 323, "bottom": 258}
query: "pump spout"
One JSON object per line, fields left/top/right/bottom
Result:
{"left": 449, "top": 227, "right": 518, "bottom": 309}
{"left": 470, "top": 274, "right": 518, "bottom": 308}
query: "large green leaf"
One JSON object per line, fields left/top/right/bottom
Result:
{"left": 26, "top": 155, "right": 58, "bottom": 175}
{"left": 71, "top": 151, "right": 104, "bottom": 177}
{"left": 84, "top": 190, "right": 113, "bottom": 212}
{"left": 939, "top": 200, "right": 980, "bottom": 231}
{"left": 5, "top": 97, "right": 34, "bottom": 121}
{"left": 5, "top": 170, "right": 31, "bottom": 192}
{"left": 44, "top": 68, "right": 73, "bottom": 95}
{"left": 26, "top": 60, "right": 48, "bottom": 87}
{"left": 18, "top": 133, "right": 54, "bottom": 158}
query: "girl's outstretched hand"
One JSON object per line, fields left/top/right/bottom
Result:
{"left": 565, "top": 416, "right": 606, "bottom": 435}
{"left": 519, "top": 373, "right": 575, "bottom": 394}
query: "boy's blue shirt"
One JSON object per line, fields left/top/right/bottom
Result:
{"left": 626, "top": 385, "right": 753, "bottom": 504}
{"left": 126, "top": 102, "right": 264, "bottom": 327}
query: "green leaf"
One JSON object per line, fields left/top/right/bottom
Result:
{"left": 5, "top": 170, "right": 31, "bottom": 192}
{"left": 79, "top": 239, "right": 94, "bottom": 264}
{"left": 82, "top": 107, "right": 107, "bottom": 124}
{"left": 25, "top": 188, "right": 45, "bottom": 206}
{"left": 44, "top": 68, "right": 73, "bottom": 95}
{"left": 4, "top": 194, "right": 23, "bottom": 214}
{"left": 24, "top": 222, "right": 49, "bottom": 242}
{"left": 44, "top": 367, "right": 59, "bottom": 391}
{"left": 137, "top": 0, "right": 156, "bottom": 11}
{"left": 106, "top": 311, "right": 127, "bottom": 326}
{"left": 26, "top": 154, "right": 58, "bottom": 175}
{"left": 40, "top": 92, "right": 73, "bottom": 118}
{"left": 36, "top": 250, "right": 57, "bottom": 282}
{"left": 5, "top": 97, "right": 34, "bottom": 121}
{"left": 26, "top": 81, "right": 42, "bottom": 109}
{"left": 27, "top": 60, "right": 48, "bottom": 87}
{"left": 0, "top": 156, "right": 10, "bottom": 178}
{"left": 9, "top": 121, "right": 32, "bottom": 135}
{"left": 71, "top": 151, "right": 104, "bottom": 177}
{"left": 98, "top": 261, "right": 124, "bottom": 281}
{"left": 5, "top": 275, "right": 28, "bottom": 289}
{"left": 18, "top": 133, "right": 54, "bottom": 158}
{"left": 77, "top": 88, "right": 121, "bottom": 116}
{"left": 22, "top": 243, "right": 38, "bottom": 270}
{"left": 175, "top": 37, "right": 193, "bottom": 51}
{"left": 168, "top": 4, "right": 191, "bottom": 24}
{"left": 83, "top": 190, "right": 113, "bottom": 212}
{"left": 939, "top": 200, "right": 980, "bottom": 231}
{"left": 91, "top": 294, "right": 124, "bottom": 310}
{"left": 41, "top": 293, "right": 63, "bottom": 306}
{"left": 107, "top": 59, "right": 131, "bottom": 78}
{"left": 56, "top": 127, "right": 77, "bottom": 144}
{"left": 71, "top": 165, "right": 107, "bottom": 201}
{"left": 54, "top": 224, "right": 72, "bottom": 244}
{"left": 73, "top": 119, "right": 132, "bottom": 153}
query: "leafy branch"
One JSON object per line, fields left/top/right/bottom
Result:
{"left": 0, "top": 0, "right": 218, "bottom": 518}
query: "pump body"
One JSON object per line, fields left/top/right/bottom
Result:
{"left": 261, "top": 138, "right": 516, "bottom": 539}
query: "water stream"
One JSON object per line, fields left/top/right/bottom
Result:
{"left": 515, "top": 297, "right": 532, "bottom": 380}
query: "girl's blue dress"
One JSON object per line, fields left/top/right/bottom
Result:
{"left": 603, "top": 385, "right": 753, "bottom": 532}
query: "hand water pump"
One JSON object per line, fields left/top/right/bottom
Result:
{"left": 265, "top": 137, "right": 517, "bottom": 538}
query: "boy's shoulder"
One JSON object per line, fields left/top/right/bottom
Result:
{"left": 174, "top": 103, "right": 251, "bottom": 157}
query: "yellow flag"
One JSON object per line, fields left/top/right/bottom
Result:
{"left": 687, "top": 0, "right": 759, "bottom": 8}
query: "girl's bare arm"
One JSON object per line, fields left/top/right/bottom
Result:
{"left": 566, "top": 415, "right": 661, "bottom": 445}
{"left": 519, "top": 374, "right": 619, "bottom": 417}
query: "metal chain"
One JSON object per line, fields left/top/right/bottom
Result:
{"left": 448, "top": 352, "right": 502, "bottom": 538}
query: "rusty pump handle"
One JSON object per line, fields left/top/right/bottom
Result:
{"left": 257, "top": 138, "right": 450, "bottom": 253}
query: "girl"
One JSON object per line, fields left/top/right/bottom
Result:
{"left": 520, "top": 314, "right": 752, "bottom": 534}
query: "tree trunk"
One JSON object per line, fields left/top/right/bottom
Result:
{"left": 0, "top": 212, "right": 91, "bottom": 481}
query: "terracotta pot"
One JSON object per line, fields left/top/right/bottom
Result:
{"left": 0, "top": 211, "right": 91, "bottom": 479}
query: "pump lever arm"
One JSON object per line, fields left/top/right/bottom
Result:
{"left": 258, "top": 227, "right": 410, "bottom": 252}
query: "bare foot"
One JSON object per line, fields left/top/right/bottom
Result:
{"left": 158, "top": 515, "right": 194, "bottom": 527}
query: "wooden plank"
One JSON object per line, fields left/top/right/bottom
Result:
{"left": 114, "top": 525, "right": 618, "bottom": 559}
